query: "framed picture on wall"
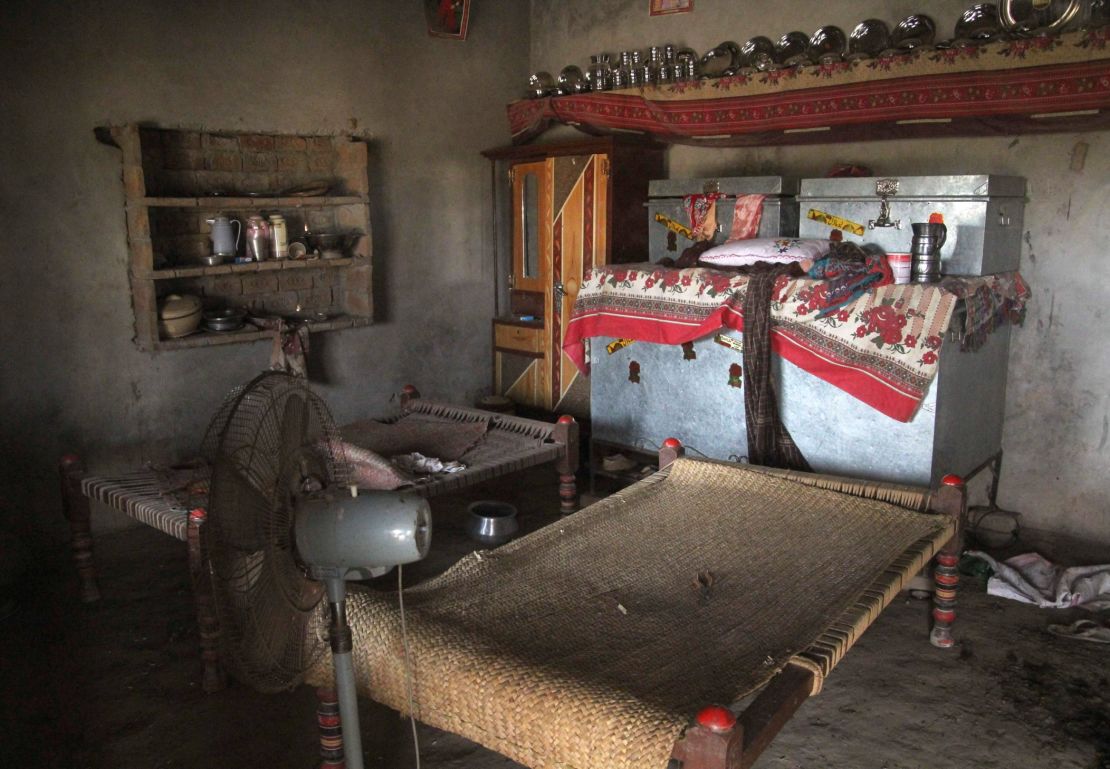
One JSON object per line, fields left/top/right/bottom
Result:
{"left": 426, "top": 0, "right": 471, "bottom": 40}
{"left": 649, "top": 0, "right": 693, "bottom": 15}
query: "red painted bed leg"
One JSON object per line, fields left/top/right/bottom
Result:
{"left": 400, "top": 384, "right": 420, "bottom": 411}
{"left": 554, "top": 415, "right": 579, "bottom": 515}
{"left": 317, "top": 687, "right": 346, "bottom": 769}
{"left": 187, "top": 509, "right": 226, "bottom": 692}
{"left": 59, "top": 454, "right": 100, "bottom": 603}
{"left": 930, "top": 475, "right": 967, "bottom": 649}
{"left": 669, "top": 705, "right": 743, "bottom": 769}
{"left": 659, "top": 438, "right": 685, "bottom": 470}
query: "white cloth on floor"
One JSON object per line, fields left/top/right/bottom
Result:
{"left": 968, "top": 551, "right": 1110, "bottom": 611}
{"left": 393, "top": 452, "right": 465, "bottom": 475}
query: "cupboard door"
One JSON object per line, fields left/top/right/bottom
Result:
{"left": 510, "top": 161, "right": 550, "bottom": 295}
{"left": 550, "top": 153, "right": 607, "bottom": 416}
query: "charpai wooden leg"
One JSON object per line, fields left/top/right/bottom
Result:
{"left": 400, "top": 384, "right": 420, "bottom": 411}
{"left": 669, "top": 664, "right": 815, "bottom": 769}
{"left": 59, "top": 454, "right": 100, "bottom": 603}
{"left": 316, "top": 687, "right": 345, "bottom": 769}
{"left": 930, "top": 553, "right": 960, "bottom": 648}
{"left": 553, "top": 415, "right": 579, "bottom": 515}
{"left": 658, "top": 437, "right": 685, "bottom": 470}
{"left": 186, "top": 508, "right": 226, "bottom": 692}
{"left": 930, "top": 474, "right": 967, "bottom": 649}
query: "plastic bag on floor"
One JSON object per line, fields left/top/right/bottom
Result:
{"left": 966, "top": 551, "right": 1110, "bottom": 610}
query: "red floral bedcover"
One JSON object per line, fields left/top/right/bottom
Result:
{"left": 564, "top": 265, "right": 1029, "bottom": 422}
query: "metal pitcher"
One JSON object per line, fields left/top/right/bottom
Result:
{"left": 911, "top": 222, "right": 947, "bottom": 283}
{"left": 206, "top": 214, "right": 241, "bottom": 257}
{"left": 245, "top": 215, "right": 271, "bottom": 262}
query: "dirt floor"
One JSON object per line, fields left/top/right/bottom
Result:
{"left": 2, "top": 466, "right": 1107, "bottom": 769}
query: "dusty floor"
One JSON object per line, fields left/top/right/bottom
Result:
{"left": 2, "top": 466, "right": 1107, "bottom": 769}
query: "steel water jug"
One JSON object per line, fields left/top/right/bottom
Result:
{"left": 911, "top": 221, "right": 947, "bottom": 283}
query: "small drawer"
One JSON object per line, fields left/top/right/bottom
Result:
{"left": 494, "top": 322, "right": 544, "bottom": 356}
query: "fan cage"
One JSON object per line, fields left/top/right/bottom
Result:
{"left": 202, "top": 371, "right": 350, "bottom": 692}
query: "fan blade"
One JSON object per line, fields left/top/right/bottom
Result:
{"left": 209, "top": 460, "right": 271, "bottom": 553}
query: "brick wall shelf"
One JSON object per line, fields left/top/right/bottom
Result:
{"left": 153, "top": 315, "right": 372, "bottom": 351}
{"left": 100, "top": 124, "right": 374, "bottom": 351}
{"left": 141, "top": 195, "right": 368, "bottom": 208}
{"left": 147, "top": 256, "right": 361, "bottom": 280}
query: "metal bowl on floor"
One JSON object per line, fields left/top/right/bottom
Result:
{"left": 466, "top": 501, "right": 519, "bottom": 547}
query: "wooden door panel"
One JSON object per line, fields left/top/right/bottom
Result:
{"left": 510, "top": 160, "right": 549, "bottom": 295}
{"left": 550, "top": 153, "right": 606, "bottom": 415}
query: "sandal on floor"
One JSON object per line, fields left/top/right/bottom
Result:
{"left": 1047, "top": 619, "right": 1110, "bottom": 644}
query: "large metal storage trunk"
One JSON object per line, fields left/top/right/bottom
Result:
{"left": 647, "top": 176, "right": 799, "bottom": 263}
{"left": 590, "top": 326, "right": 1011, "bottom": 487}
{"left": 797, "top": 175, "right": 1026, "bottom": 276}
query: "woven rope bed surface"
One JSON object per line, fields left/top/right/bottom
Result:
{"left": 81, "top": 468, "right": 206, "bottom": 541}
{"left": 307, "top": 458, "right": 953, "bottom": 769}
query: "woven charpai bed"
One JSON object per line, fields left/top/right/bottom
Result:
{"left": 60, "top": 392, "right": 580, "bottom": 692}
{"left": 305, "top": 457, "right": 962, "bottom": 769}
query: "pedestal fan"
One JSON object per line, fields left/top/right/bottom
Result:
{"left": 202, "top": 371, "right": 431, "bottom": 769}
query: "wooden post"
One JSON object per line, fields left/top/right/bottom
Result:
{"left": 669, "top": 705, "right": 744, "bottom": 769}
{"left": 930, "top": 474, "right": 967, "bottom": 649}
{"left": 59, "top": 454, "right": 100, "bottom": 603}
{"left": 316, "top": 687, "right": 346, "bottom": 769}
{"left": 658, "top": 437, "right": 685, "bottom": 470}
{"left": 668, "top": 664, "right": 814, "bottom": 769}
{"left": 553, "top": 415, "right": 579, "bottom": 515}
{"left": 186, "top": 508, "right": 226, "bottom": 692}
{"left": 400, "top": 384, "right": 420, "bottom": 411}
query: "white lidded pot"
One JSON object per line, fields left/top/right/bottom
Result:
{"left": 159, "top": 294, "right": 203, "bottom": 338}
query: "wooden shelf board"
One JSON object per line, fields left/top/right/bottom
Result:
{"left": 146, "top": 257, "right": 362, "bottom": 280}
{"left": 140, "top": 195, "right": 368, "bottom": 208}
{"left": 151, "top": 315, "right": 371, "bottom": 351}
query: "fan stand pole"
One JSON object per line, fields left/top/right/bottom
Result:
{"left": 325, "top": 577, "right": 365, "bottom": 769}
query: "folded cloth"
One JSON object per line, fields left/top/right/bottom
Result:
{"left": 728, "top": 194, "right": 766, "bottom": 241}
{"left": 683, "top": 193, "right": 723, "bottom": 241}
{"left": 806, "top": 242, "right": 893, "bottom": 318}
{"left": 340, "top": 441, "right": 414, "bottom": 490}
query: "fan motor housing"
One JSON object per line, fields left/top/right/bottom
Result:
{"left": 295, "top": 490, "right": 432, "bottom": 580}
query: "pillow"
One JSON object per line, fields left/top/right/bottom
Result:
{"left": 697, "top": 238, "right": 831, "bottom": 267}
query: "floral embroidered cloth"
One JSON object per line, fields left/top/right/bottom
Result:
{"left": 564, "top": 265, "right": 1029, "bottom": 422}
{"left": 508, "top": 29, "right": 1110, "bottom": 145}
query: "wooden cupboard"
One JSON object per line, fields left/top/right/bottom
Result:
{"left": 482, "top": 137, "right": 664, "bottom": 416}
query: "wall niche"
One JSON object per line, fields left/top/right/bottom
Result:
{"left": 100, "top": 124, "right": 373, "bottom": 351}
